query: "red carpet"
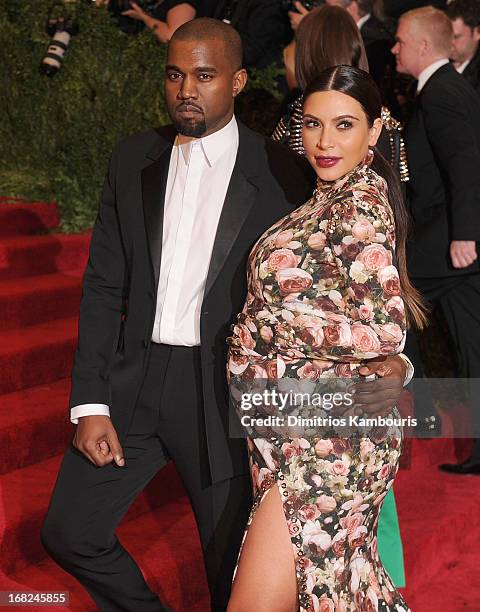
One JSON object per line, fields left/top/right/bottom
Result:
{"left": 0, "top": 200, "right": 479, "bottom": 611}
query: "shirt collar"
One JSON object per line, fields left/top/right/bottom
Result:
{"left": 177, "top": 115, "right": 238, "bottom": 166}
{"left": 456, "top": 58, "right": 472, "bottom": 74}
{"left": 357, "top": 13, "right": 370, "bottom": 30}
{"left": 417, "top": 58, "right": 450, "bottom": 93}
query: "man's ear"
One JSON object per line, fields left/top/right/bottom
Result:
{"left": 419, "top": 37, "right": 429, "bottom": 57}
{"left": 233, "top": 68, "right": 248, "bottom": 98}
{"left": 368, "top": 117, "right": 383, "bottom": 147}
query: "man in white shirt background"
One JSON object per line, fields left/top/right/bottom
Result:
{"left": 40, "top": 17, "right": 414, "bottom": 612}
{"left": 446, "top": 0, "right": 480, "bottom": 93}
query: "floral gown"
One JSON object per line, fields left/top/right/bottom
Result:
{"left": 227, "top": 161, "right": 410, "bottom": 612}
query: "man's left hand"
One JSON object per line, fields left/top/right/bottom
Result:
{"left": 347, "top": 355, "right": 406, "bottom": 418}
{"left": 450, "top": 240, "right": 477, "bottom": 268}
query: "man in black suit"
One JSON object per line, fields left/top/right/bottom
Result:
{"left": 446, "top": 0, "right": 480, "bottom": 93}
{"left": 40, "top": 17, "right": 413, "bottom": 612}
{"left": 393, "top": 6, "right": 480, "bottom": 474}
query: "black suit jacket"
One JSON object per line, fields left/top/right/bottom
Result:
{"left": 69, "top": 120, "right": 315, "bottom": 484}
{"left": 462, "top": 47, "right": 480, "bottom": 95}
{"left": 360, "top": 16, "right": 399, "bottom": 116}
{"left": 404, "top": 63, "right": 480, "bottom": 278}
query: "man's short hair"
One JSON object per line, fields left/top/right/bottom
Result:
{"left": 357, "top": 0, "right": 374, "bottom": 18}
{"left": 169, "top": 18, "right": 243, "bottom": 72}
{"left": 402, "top": 6, "right": 454, "bottom": 56}
{"left": 446, "top": 0, "right": 480, "bottom": 30}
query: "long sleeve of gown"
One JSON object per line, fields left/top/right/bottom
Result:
{"left": 310, "top": 193, "right": 407, "bottom": 361}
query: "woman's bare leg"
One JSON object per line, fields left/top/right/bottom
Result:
{"left": 227, "top": 484, "right": 298, "bottom": 612}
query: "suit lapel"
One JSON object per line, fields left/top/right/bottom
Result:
{"left": 141, "top": 128, "right": 175, "bottom": 290}
{"left": 203, "top": 122, "right": 261, "bottom": 299}
{"left": 204, "top": 169, "right": 257, "bottom": 298}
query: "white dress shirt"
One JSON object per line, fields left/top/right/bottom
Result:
{"left": 416, "top": 58, "right": 450, "bottom": 93}
{"left": 70, "top": 116, "right": 239, "bottom": 423}
{"left": 456, "top": 58, "right": 471, "bottom": 74}
{"left": 357, "top": 13, "right": 371, "bottom": 30}
{"left": 152, "top": 116, "right": 239, "bottom": 344}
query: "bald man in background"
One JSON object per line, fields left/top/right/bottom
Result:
{"left": 393, "top": 7, "right": 480, "bottom": 474}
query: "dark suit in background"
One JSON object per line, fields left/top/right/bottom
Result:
{"left": 360, "top": 14, "right": 400, "bottom": 116}
{"left": 40, "top": 121, "right": 314, "bottom": 611}
{"left": 461, "top": 46, "right": 480, "bottom": 94}
{"left": 404, "top": 62, "right": 480, "bottom": 454}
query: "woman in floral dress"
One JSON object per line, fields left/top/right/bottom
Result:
{"left": 274, "top": 7, "right": 410, "bottom": 589}
{"left": 226, "top": 66, "right": 426, "bottom": 612}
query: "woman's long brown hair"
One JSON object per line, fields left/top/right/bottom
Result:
{"left": 295, "top": 5, "right": 369, "bottom": 91}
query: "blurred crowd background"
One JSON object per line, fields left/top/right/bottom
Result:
{"left": 3, "top": 0, "right": 480, "bottom": 386}
{"left": 2, "top": 0, "right": 472, "bottom": 229}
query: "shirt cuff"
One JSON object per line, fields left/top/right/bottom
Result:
{"left": 397, "top": 353, "right": 414, "bottom": 387}
{"left": 70, "top": 404, "right": 110, "bottom": 424}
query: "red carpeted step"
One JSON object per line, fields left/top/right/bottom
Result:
{"left": 0, "top": 233, "right": 90, "bottom": 281}
{"left": 396, "top": 439, "right": 480, "bottom": 608}
{"left": 0, "top": 273, "right": 82, "bottom": 332}
{"left": 0, "top": 203, "right": 60, "bottom": 237}
{"left": 8, "top": 500, "right": 210, "bottom": 612}
{"left": 0, "top": 454, "right": 186, "bottom": 577}
{"left": 0, "top": 318, "right": 77, "bottom": 395}
{"left": 0, "top": 379, "right": 73, "bottom": 474}
{"left": 404, "top": 549, "right": 480, "bottom": 611}
{"left": 407, "top": 433, "right": 472, "bottom": 468}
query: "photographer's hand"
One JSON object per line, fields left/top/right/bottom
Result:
{"left": 288, "top": 1, "right": 309, "bottom": 31}
{"left": 122, "top": 1, "right": 148, "bottom": 21}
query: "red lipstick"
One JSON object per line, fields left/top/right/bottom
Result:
{"left": 315, "top": 156, "right": 342, "bottom": 168}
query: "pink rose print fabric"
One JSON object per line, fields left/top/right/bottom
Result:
{"left": 227, "top": 162, "right": 410, "bottom": 611}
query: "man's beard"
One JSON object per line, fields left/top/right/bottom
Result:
{"left": 173, "top": 116, "right": 207, "bottom": 137}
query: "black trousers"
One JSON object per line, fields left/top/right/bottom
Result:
{"left": 406, "top": 273, "right": 480, "bottom": 457}
{"left": 41, "top": 343, "right": 252, "bottom": 611}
